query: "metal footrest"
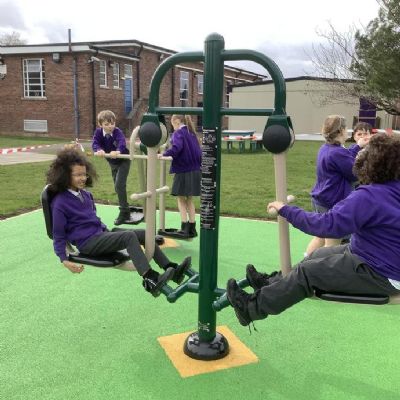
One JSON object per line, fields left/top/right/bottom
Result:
{"left": 157, "top": 228, "right": 192, "bottom": 240}
{"left": 114, "top": 209, "right": 144, "bottom": 226}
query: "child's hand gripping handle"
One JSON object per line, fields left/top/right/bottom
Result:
{"left": 267, "top": 195, "right": 295, "bottom": 217}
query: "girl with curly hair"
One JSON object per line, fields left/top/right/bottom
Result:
{"left": 227, "top": 134, "right": 400, "bottom": 327}
{"left": 46, "top": 148, "right": 191, "bottom": 297}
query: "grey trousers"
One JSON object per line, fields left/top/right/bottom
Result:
{"left": 79, "top": 229, "right": 170, "bottom": 275}
{"left": 248, "top": 245, "right": 400, "bottom": 320}
{"left": 109, "top": 159, "right": 131, "bottom": 210}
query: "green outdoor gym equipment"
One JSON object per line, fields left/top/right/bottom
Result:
{"left": 138, "top": 33, "right": 294, "bottom": 360}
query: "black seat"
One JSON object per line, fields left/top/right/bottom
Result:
{"left": 41, "top": 185, "right": 130, "bottom": 267}
{"left": 314, "top": 289, "right": 389, "bottom": 305}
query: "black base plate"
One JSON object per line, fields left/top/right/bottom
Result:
{"left": 183, "top": 331, "right": 229, "bottom": 360}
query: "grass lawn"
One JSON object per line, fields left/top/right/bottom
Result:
{"left": 0, "top": 135, "right": 321, "bottom": 219}
{"left": 0, "top": 134, "right": 71, "bottom": 148}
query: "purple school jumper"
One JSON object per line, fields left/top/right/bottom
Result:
{"left": 51, "top": 190, "right": 107, "bottom": 262}
{"left": 280, "top": 181, "right": 400, "bottom": 281}
{"left": 163, "top": 125, "right": 201, "bottom": 173}
{"left": 92, "top": 127, "right": 129, "bottom": 165}
{"left": 311, "top": 143, "right": 361, "bottom": 209}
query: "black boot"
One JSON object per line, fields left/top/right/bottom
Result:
{"left": 114, "top": 208, "right": 131, "bottom": 225}
{"left": 246, "top": 264, "right": 281, "bottom": 290}
{"left": 164, "top": 256, "right": 192, "bottom": 284}
{"left": 226, "top": 279, "right": 253, "bottom": 327}
{"left": 188, "top": 222, "right": 197, "bottom": 238}
{"left": 178, "top": 221, "right": 190, "bottom": 236}
{"left": 142, "top": 268, "right": 175, "bottom": 297}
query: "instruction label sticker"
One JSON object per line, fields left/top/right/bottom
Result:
{"left": 200, "top": 129, "right": 217, "bottom": 229}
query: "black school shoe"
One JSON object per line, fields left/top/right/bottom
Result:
{"left": 246, "top": 264, "right": 280, "bottom": 290}
{"left": 188, "top": 222, "right": 197, "bottom": 238}
{"left": 246, "top": 264, "right": 271, "bottom": 290}
{"left": 165, "top": 256, "right": 192, "bottom": 284}
{"left": 226, "top": 279, "right": 253, "bottom": 327}
{"left": 114, "top": 210, "right": 131, "bottom": 226}
{"left": 142, "top": 268, "right": 175, "bottom": 297}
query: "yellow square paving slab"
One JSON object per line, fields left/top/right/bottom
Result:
{"left": 158, "top": 325, "right": 259, "bottom": 378}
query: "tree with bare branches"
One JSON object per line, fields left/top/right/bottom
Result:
{"left": 0, "top": 31, "right": 26, "bottom": 45}
{"left": 310, "top": 0, "right": 400, "bottom": 115}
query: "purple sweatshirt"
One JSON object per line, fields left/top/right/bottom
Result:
{"left": 163, "top": 125, "right": 202, "bottom": 173}
{"left": 311, "top": 143, "right": 361, "bottom": 208}
{"left": 51, "top": 190, "right": 107, "bottom": 262}
{"left": 280, "top": 180, "right": 400, "bottom": 280}
{"left": 92, "top": 127, "right": 129, "bottom": 165}
{"left": 348, "top": 143, "right": 361, "bottom": 156}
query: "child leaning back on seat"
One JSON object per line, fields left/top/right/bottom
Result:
{"left": 226, "top": 133, "right": 400, "bottom": 327}
{"left": 46, "top": 148, "right": 191, "bottom": 297}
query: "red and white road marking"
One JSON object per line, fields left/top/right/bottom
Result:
{"left": 0, "top": 144, "right": 51, "bottom": 155}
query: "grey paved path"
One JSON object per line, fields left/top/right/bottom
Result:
{"left": 0, "top": 142, "right": 92, "bottom": 165}
{"left": 0, "top": 152, "right": 56, "bottom": 165}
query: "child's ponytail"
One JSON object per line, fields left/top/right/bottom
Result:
{"left": 184, "top": 115, "right": 197, "bottom": 134}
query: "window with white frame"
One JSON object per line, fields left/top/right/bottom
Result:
{"left": 112, "top": 62, "right": 120, "bottom": 88}
{"left": 124, "top": 64, "right": 133, "bottom": 114}
{"left": 197, "top": 74, "right": 203, "bottom": 95}
{"left": 180, "top": 70, "right": 189, "bottom": 106}
{"left": 23, "top": 59, "right": 46, "bottom": 98}
{"left": 99, "top": 60, "right": 107, "bottom": 87}
{"left": 124, "top": 64, "right": 133, "bottom": 79}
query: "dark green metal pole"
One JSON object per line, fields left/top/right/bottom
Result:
{"left": 140, "top": 33, "right": 290, "bottom": 360}
{"left": 199, "top": 33, "right": 224, "bottom": 339}
{"left": 183, "top": 33, "right": 229, "bottom": 360}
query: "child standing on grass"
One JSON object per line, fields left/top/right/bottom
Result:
{"left": 305, "top": 115, "right": 369, "bottom": 256}
{"left": 227, "top": 134, "right": 400, "bottom": 327}
{"left": 46, "top": 148, "right": 191, "bottom": 297}
{"left": 162, "top": 115, "right": 202, "bottom": 238}
{"left": 349, "top": 121, "right": 372, "bottom": 153}
{"left": 348, "top": 122, "right": 372, "bottom": 189}
{"left": 92, "top": 110, "right": 131, "bottom": 226}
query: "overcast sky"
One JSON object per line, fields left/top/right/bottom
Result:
{"left": 0, "top": 0, "right": 380, "bottom": 77}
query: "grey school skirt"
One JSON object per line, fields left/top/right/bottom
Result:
{"left": 171, "top": 170, "right": 201, "bottom": 196}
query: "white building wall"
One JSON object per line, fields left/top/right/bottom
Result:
{"left": 228, "top": 79, "right": 391, "bottom": 134}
